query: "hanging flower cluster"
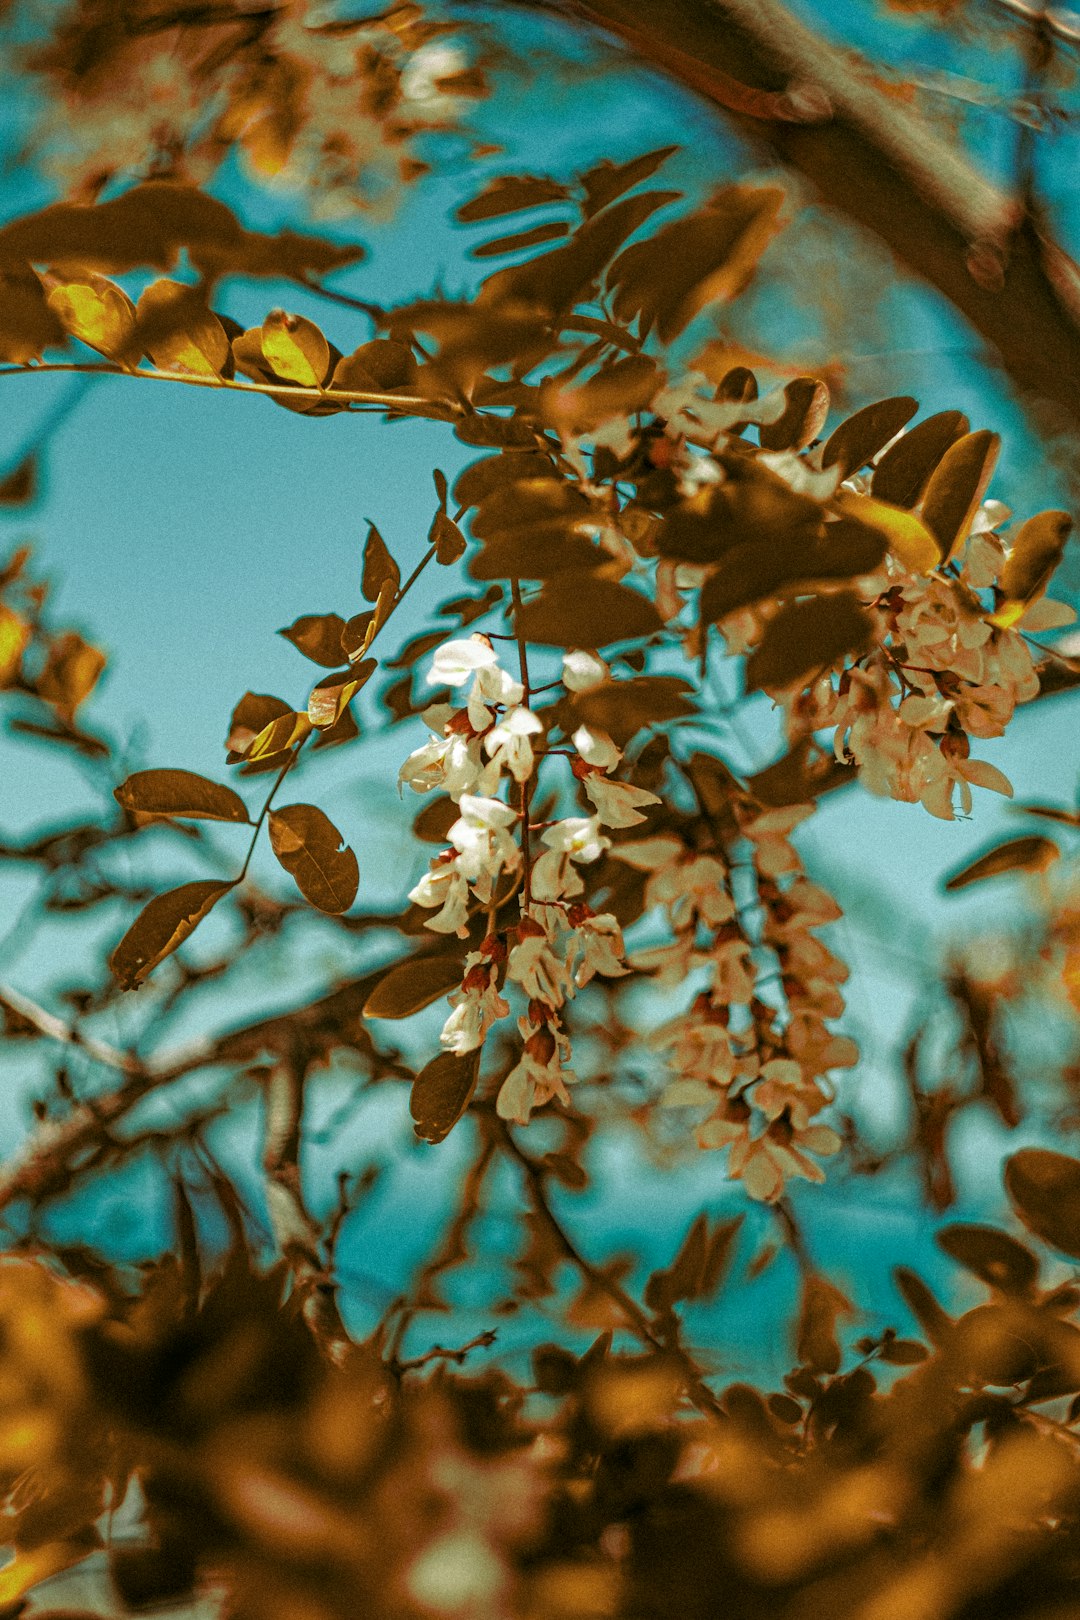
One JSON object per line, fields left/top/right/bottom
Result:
{"left": 766, "top": 509, "right": 1047, "bottom": 820}
{"left": 614, "top": 802, "right": 856, "bottom": 1201}
{"left": 400, "top": 637, "right": 660, "bottom": 1124}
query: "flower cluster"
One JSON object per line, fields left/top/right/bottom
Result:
{"left": 773, "top": 511, "right": 1046, "bottom": 819}
{"left": 615, "top": 804, "right": 854, "bottom": 1201}
{"left": 402, "top": 637, "right": 651, "bottom": 1123}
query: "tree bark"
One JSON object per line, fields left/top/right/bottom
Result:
{"left": 496, "top": 0, "right": 1080, "bottom": 441}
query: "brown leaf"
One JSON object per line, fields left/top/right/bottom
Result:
{"left": 410, "top": 1049, "right": 481, "bottom": 1143}
{"left": 580, "top": 145, "right": 679, "bottom": 217}
{"left": 820, "top": 395, "right": 918, "bottom": 478}
{"left": 469, "top": 529, "right": 599, "bottom": 581}
{"left": 226, "top": 692, "right": 292, "bottom": 757}
{"left": 110, "top": 879, "right": 235, "bottom": 989}
{"left": 268, "top": 803, "right": 358, "bottom": 913}
{"left": 921, "top": 429, "right": 1000, "bottom": 563}
{"left": 361, "top": 524, "right": 400, "bottom": 602}
{"left": 700, "top": 519, "right": 884, "bottom": 623}
{"left": 745, "top": 591, "right": 876, "bottom": 692}
{"left": 991, "top": 509, "right": 1073, "bottom": 628}
{"left": 1006, "top": 1150, "right": 1080, "bottom": 1259}
{"left": 757, "top": 376, "right": 830, "bottom": 452}
{"left": 657, "top": 456, "right": 821, "bottom": 564}
{"left": 515, "top": 573, "right": 663, "bottom": 648}
{"left": 0, "top": 270, "right": 64, "bottom": 362}
{"left": 431, "top": 511, "right": 467, "bottom": 566}
{"left": 456, "top": 173, "right": 572, "bottom": 223}
{"left": 870, "top": 409, "right": 970, "bottom": 508}
{"left": 936, "top": 1224, "right": 1038, "bottom": 1294}
{"left": 278, "top": 613, "right": 349, "bottom": 667}
{"left": 943, "top": 834, "right": 1059, "bottom": 891}
{"left": 609, "top": 184, "right": 783, "bottom": 341}
{"left": 37, "top": 632, "right": 105, "bottom": 719}
{"left": 134, "top": 279, "right": 229, "bottom": 376}
{"left": 0, "top": 182, "right": 364, "bottom": 282}
{"left": 364, "top": 955, "right": 465, "bottom": 1019}
{"left": 330, "top": 339, "right": 418, "bottom": 394}
{"left": 0, "top": 455, "right": 37, "bottom": 506}
{"left": 566, "top": 675, "right": 696, "bottom": 744}
{"left": 115, "top": 769, "right": 251, "bottom": 824}
{"left": 473, "top": 220, "right": 571, "bottom": 258}
{"left": 893, "top": 1266, "right": 952, "bottom": 1346}
{"left": 796, "top": 1274, "right": 852, "bottom": 1374}
{"left": 453, "top": 451, "right": 555, "bottom": 510}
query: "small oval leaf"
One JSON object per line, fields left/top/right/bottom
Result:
{"left": 745, "top": 591, "right": 875, "bottom": 692}
{"left": 110, "top": 879, "right": 235, "bottom": 989}
{"left": 1006, "top": 1150, "right": 1080, "bottom": 1259}
{"left": 921, "top": 429, "right": 1000, "bottom": 563}
{"left": 279, "top": 613, "right": 349, "bottom": 668}
{"left": 870, "top": 409, "right": 970, "bottom": 508}
{"left": 364, "top": 955, "right": 465, "bottom": 1020}
{"left": 820, "top": 396, "right": 918, "bottom": 479}
{"left": 515, "top": 574, "right": 663, "bottom": 649}
{"left": 410, "top": 1048, "right": 481, "bottom": 1143}
{"left": 115, "top": 769, "right": 251, "bottom": 824}
{"left": 268, "top": 803, "right": 359, "bottom": 914}
{"left": 936, "top": 1224, "right": 1039, "bottom": 1294}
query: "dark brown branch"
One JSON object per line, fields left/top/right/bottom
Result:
{"left": 494, "top": 0, "right": 1080, "bottom": 438}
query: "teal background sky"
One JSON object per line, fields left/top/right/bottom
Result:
{"left": 0, "top": 0, "right": 1078, "bottom": 1376}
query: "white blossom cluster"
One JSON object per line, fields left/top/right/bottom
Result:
{"left": 613, "top": 804, "right": 854, "bottom": 1201}
{"left": 399, "top": 635, "right": 662, "bottom": 1124}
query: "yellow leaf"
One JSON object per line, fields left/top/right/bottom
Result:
{"left": 247, "top": 710, "right": 313, "bottom": 761}
{"left": 833, "top": 491, "right": 940, "bottom": 572}
{"left": 260, "top": 309, "right": 330, "bottom": 387}
{"left": 44, "top": 272, "right": 136, "bottom": 360}
{"left": 0, "top": 605, "right": 30, "bottom": 686}
{"left": 136, "top": 278, "right": 230, "bottom": 377}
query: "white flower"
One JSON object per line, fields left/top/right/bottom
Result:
{"left": 562, "top": 649, "right": 609, "bottom": 692}
{"left": 496, "top": 1018, "right": 576, "bottom": 1124}
{"left": 440, "top": 954, "right": 509, "bottom": 1054}
{"left": 507, "top": 929, "right": 569, "bottom": 1006}
{"left": 449, "top": 794, "right": 521, "bottom": 902}
{"left": 568, "top": 911, "right": 629, "bottom": 987}
{"left": 429, "top": 636, "right": 502, "bottom": 686}
{"left": 483, "top": 705, "right": 542, "bottom": 784}
{"left": 427, "top": 635, "right": 524, "bottom": 730}
{"left": 409, "top": 861, "right": 471, "bottom": 937}
{"left": 583, "top": 774, "right": 661, "bottom": 829}
{"left": 572, "top": 724, "right": 621, "bottom": 771}
{"left": 398, "top": 731, "right": 484, "bottom": 800}
{"left": 543, "top": 816, "right": 609, "bottom": 864}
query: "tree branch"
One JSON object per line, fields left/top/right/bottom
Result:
{"left": 494, "top": 0, "right": 1080, "bottom": 436}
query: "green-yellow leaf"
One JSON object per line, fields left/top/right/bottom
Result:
{"left": 135, "top": 278, "right": 229, "bottom": 376}
{"left": 832, "top": 491, "right": 940, "bottom": 573}
{"left": 246, "top": 710, "right": 313, "bottom": 761}
{"left": 990, "top": 509, "right": 1073, "bottom": 628}
{"left": 115, "top": 768, "right": 251, "bottom": 823}
{"left": 268, "top": 803, "right": 358, "bottom": 913}
{"left": 110, "top": 879, "right": 235, "bottom": 989}
{"left": 307, "top": 660, "right": 375, "bottom": 729}
{"left": 44, "top": 272, "right": 136, "bottom": 360}
{"left": 259, "top": 308, "right": 330, "bottom": 387}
